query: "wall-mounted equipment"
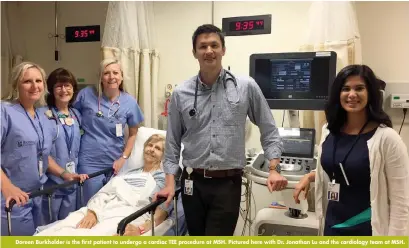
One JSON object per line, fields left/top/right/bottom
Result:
{"left": 222, "top": 14, "right": 271, "bottom": 36}
{"left": 250, "top": 51, "right": 337, "bottom": 110}
{"left": 65, "top": 25, "right": 101, "bottom": 43}
{"left": 390, "top": 94, "right": 409, "bottom": 109}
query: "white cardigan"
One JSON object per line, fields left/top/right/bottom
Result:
{"left": 315, "top": 124, "right": 409, "bottom": 236}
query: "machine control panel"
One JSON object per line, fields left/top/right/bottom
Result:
{"left": 246, "top": 128, "right": 316, "bottom": 182}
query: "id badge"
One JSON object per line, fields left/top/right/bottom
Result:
{"left": 66, "top": 161, "right": 75, "bottom": 174}
{"left": 116, "top": 123, "right": 123, "bottom": 137}
{"left": 39, "top": 159, "right": 43, "bottom": 177}
{"left": 327, "top": 181, "right": 340, "bottom": 201}
{"left": 184, "top": 179, "right": 193, "bottom": 196}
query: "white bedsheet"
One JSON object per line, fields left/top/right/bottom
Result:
{"left": 35, "top": 206, "right": 147, "bottom": 236}
{"left": 35, "top": 172, "right": 156, "bottom": 236}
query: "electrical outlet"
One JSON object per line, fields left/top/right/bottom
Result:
{"left": 390, "top": 94, "right": 409, "bottom": 108}
{"left": 165, "top": 84, "right": 178, "bottom": 98}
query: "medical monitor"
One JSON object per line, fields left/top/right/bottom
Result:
{"left": 278, "top": 128, "right": 315, "bottom": 158}
{"left": 250, "top": 52, "right": 337, "bottom": 110}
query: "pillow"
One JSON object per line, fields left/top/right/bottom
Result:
{"left": 121, "top": 126, "right": 184, "bottom": 174}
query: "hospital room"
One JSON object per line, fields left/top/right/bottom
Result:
{"left": 1, "top": 0, "right": 409, "bottom": 238}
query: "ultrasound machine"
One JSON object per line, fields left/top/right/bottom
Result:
{"left": 242, "top": 51, "right": 337, "bottom": 236}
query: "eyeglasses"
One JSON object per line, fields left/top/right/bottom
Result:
{"left": 54, "top": 84, "right": 73, "bottom": 91}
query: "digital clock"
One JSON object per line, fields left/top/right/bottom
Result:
{"left": 222, "top": 14, "right": 272, "bottom": 36}
{"left": 65, "top": 25, "right": 101, "bottom": 43}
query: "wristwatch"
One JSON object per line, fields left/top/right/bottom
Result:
{"left": 122, "top": 155, "right": 128, "bottom": 159}
{"left": 269, "top": 163, "right": 281, "bottom": 173}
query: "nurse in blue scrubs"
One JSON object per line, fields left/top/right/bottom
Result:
{"left": 41, "top": 68, "right": 88, "bottom": 222}
{"left": 73, "top": 58, "right": 144, "bottom": 204}
{"left": 0, "top": 62, "right": 86, "bottom": 235}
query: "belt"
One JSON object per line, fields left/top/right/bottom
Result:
{"left": 191, "top": 168, "right": 243, "bottom": 178}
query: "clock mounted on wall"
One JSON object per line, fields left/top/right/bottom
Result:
{"left": 222, "top": 14, "right": 272, "bottom": 36}
{"left": 65, "top": 25, "right": 101, "bottom": 43}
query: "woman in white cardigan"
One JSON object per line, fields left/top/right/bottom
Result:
{"left": 294, "top": 64, "right": 409, "bottom": 236}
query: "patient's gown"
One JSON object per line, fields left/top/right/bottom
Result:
{"left": 35, "top": 170, "right": 160, "bottom": 236}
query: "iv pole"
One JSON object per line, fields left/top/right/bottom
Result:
{"left": 48, "top": 1, "right": 64, "bottom": 61}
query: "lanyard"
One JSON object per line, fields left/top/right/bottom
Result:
{"left": 332, "top": 120, "right": 370, "bottom": 181}
{"left": 21, "top": 105, "right": 45, "bottom": 157}
{"left": 62, "top": 120, "right": 74, "bottom": 158}
{"left": 54, "top": 108, "right": 75, "bottom": 158}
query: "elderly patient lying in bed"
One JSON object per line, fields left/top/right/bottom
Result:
{"left": 36, "top": 134, "right": 170, "bottom": 236}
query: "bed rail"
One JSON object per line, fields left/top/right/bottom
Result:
{"left": 4, "top": 168, "right": 114, "bottom": 236}
{"left": 117, "top": 187, "right": 182, "bottom": 236}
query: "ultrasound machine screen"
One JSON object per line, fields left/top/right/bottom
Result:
{"left": 250, "top": 52, "right": 337, "bottom": 110}
{"left": 278, "top": 128, "right": 315, "bottom": 158}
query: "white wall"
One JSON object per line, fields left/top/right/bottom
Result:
{"left": 1, "top": 1, "right": 108, "bottom": 90}
{"left": 154, "top": 1, "right": 311, "bottom": 151}
{"left": 356, "top": 2, "right": 409, "bottom": 83}
{"left": 356, "top": 1, "right": 409, "bottom": 147}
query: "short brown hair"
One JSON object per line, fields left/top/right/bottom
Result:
{"left": 46, "top": 68, "right": 78, "bottom": 108}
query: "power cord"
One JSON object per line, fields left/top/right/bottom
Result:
{"left": 239, "top": 178, "right": 257, "bottom": 236}
{"left": 399, "top": 108, "right": 407, "bottom": 135}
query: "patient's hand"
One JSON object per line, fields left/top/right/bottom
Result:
{"left": 62, "top": 173, "right": 89, "bottom": 183}
{"left": 113, "top": 157, "right": 126, "bottom": 175}
{"left": 76, "top": 210, "right": 97, "bottom": 229}
{"left": 122, "top": 224, "right": 141, "bottom": 236}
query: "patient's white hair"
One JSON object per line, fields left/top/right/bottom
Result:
{"left": 143, "top": 134, "right": 166, "bottom": 160}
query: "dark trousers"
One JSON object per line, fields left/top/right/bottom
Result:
{"left": 181, "top": 169, "right": 242, "bottom": 236}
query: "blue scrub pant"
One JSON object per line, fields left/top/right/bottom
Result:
{"left": 1, "top": 196, "right": 44, "bottom": 236}
{"left": 41, "top": 191, "right": 77, "bottom": 223}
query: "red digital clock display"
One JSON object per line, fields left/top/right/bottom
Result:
{"left": 65, "top": 25, "right": 100, "bottom": 43}
{"left": 222, "top": 15, "right": 271, "bottom": 36}
{"left": 230, "top": 20, "right": 265, "bottom": 31}
{"left": 74, "top": 29, "right": 96, "bottom": 38}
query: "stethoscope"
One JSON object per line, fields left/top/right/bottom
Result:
{"left": 96, "top": 92, "right": 121, "bottom": 118}
{"left": 50, "top": 107, "right": 81, "bottom": 142}
{"left": 189, "top": 69, "right": 239, "bottom": 117}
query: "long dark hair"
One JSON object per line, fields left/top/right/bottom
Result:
{"left": 46, "top": 68, "right": 78, "bottom": 108}
{"left": 325, "top": 64, "right": 392, "bottom": 134}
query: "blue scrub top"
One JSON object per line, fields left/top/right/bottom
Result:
{"left": 1, "top": 102, "right": 54, "bottom": 193}
{"left": 41, "top": 107, "right": 82, "bottom": 195}
{"left": 73, "top": 86, "right": 144, "bottom": 171}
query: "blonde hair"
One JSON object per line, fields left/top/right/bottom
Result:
{"left": 143, "top": 134, "right": 166, "bottom": 161}
{"left": 95, "top": 58, "right": 125, "bottom": 96}
{"left": 2, "top": 62, "right": 48, "bottom": 107}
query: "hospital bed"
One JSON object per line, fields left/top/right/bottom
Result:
{"left": 4, "top": 167, "right": 186, "bottom": 236}
{"left": 5, "top": 126, "right": 188, "bottom": 236}
{"left": 117, "top": 187, "right": 183, "bottom": 236}
{"left": 4, "top": 167, "right": 113, "bottom": 236}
